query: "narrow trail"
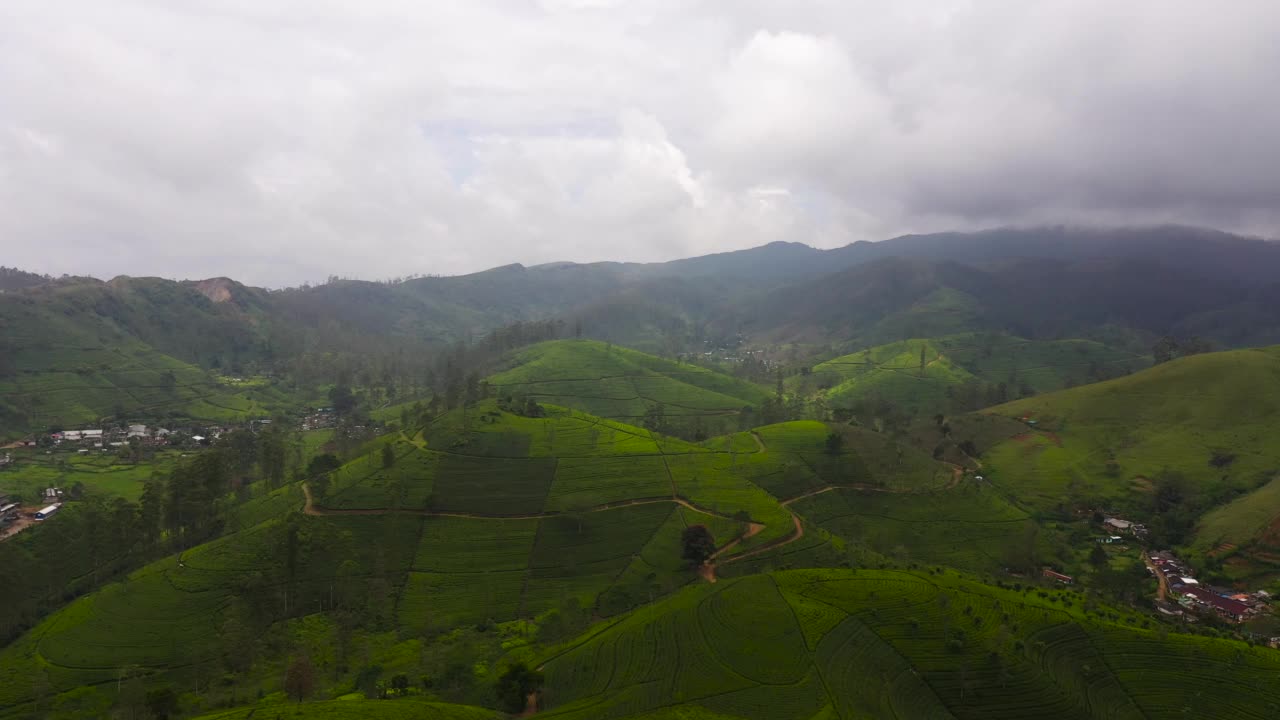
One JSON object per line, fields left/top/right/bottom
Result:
{"left": 710, "top": 521, "right": 765, "bottom": 561}
{"left": 716, "top": 513, "right": 805, "bottom": 569}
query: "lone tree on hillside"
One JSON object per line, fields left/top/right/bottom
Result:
{"left": 681, "top": 525, "right": 717, "bottom": 566}
{"left": 284, "top": 655, "right": 316, "bottom": 703}
{"left": 495, "top": 662, "right": 545, "bottom": 714}
{"left": 824, "top": 432, "right": 844, "bottom": 455}
{"left": 381, "top": 443, "right": 395, "bottom": 468}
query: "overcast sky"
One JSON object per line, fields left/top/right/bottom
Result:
{"left": 3, "top": 1, "right": 1280, "bottom": 286}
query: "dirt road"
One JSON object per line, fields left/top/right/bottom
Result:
{"left": 0, "top": 513, "right": 35, "bottom": 542}
{"left": 1144, "top": 554, "right": 1169, "bottom": 602}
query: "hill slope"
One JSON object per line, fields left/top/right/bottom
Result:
{"left": 982, "top": 347, "right": 1280, "bottom": 580}
{"left": 486, "top": 340, "right": 770, "bottom": 434}
{"left": 535, "top": 568, "right": 1280, "bottom": 719}
{"left": 799, "top": 334, "right": 1147, "bottom": 417}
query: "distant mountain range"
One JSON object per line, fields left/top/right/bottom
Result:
{"left": 5, "top": 224, "right": 1280, "bottom": 383}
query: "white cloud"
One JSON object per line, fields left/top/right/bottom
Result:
{"left": 2, "top": 0, "right": 1279, "bottom": 285}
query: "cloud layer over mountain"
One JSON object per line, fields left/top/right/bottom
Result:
{"left": 3, "top": 1, "right": 1279, "bottom": 285}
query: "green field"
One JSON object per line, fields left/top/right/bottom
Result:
{"left": 536, "top": 568, "right": 1280, "bottom": 719}
{"left": 5, "top": 380, "right": 1280, "bottom": 719}
{"left": 192, "top": 700, "right": 501, "bottom": 719}
{"left": 791, "top": 484, "right": 1040, "bottom": 573}
{"left": 0, "top": 449, "right": 185, "bottom": 501}
{"left": 487, "top": 340, "right": 769, "bottom": 431}
{"left": 798, "top": 334, "right": 1146, "bottom": 417}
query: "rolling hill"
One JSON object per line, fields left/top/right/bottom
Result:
{"left": 0, "top": 403, "right": 930, "bottom": 714}
{"left": 0, "top": 278, "right": 296, "bottom": 437}
{"left": 533, "top": 568, "right": 1280, "bottom": 719}
{"left": 485, "top": 340, "right": 770, "bottom": 433}
{"left": 980, "top": 346, "right": 1280, "bottom": 583}
{"left": 797, "top": 334, "right": 1147, "bottom": 417}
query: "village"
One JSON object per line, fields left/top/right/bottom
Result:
{"left": 1039, "top": 510, "right": 1276, "bottom": 644}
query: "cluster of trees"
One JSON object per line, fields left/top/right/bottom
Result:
{"left": 1152, "top": 335, "right": 1213, "bottom": 364}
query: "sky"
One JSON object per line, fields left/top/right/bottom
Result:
{"left": 3, "top": 1, "right": 1280, "bottom": 287}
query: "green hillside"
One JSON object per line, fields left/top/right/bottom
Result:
{"left": 798, "top": 334, "right": 1146, "bottom": 418}
{"left": 0, "top": 281, "right": 295, "bottom": 436}
{"left": 535, "top": 568, "right": 1280, "bottom": 719}
{"left": 192, "top": 699, "right": 500, "bottom": 719}
{"left": 982, "top": 346, "right": 1280, "bottom": 581}
{"left": 486, "top": 340, "right": 769, "bottom": 433}
{"left": 0, "top": 403, "right": 959, "bottom": 715}
{"left": 802, "top": 338, "right": 977, "bottom": 413}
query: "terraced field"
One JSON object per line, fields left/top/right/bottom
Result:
{"left": 486, "top": 340, "right": 769, "bottom": 429}
{"left": 799, "top": 334, "right": 1145, "bottom": 416}
{"left": 536, "top": 568, "right": 1280, "bottom": 719}
{"left": 0, "top": 338, "right": 294, "bottom": 439}
{"left": 790, "top": 484, "right": 1039, "bottom": 573}
{"left": 192, "top": 700, "right": 502, "bottom": 719}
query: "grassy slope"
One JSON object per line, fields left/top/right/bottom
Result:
{"left": 536, "top": 568, "right": 1280, "bottom": 720}
{"left": 982, "top": 347, "right": 1280, "bottom": 574}
{"left": 804, "top": 338, "right": 976, "bottom": 412}
{"left": 191, "top": 699, "right": 501, "bottom": 719}
{"left": 487, "top": 340, "right": 769, "bottom": 423}
{"left": 802, "top": 334, "right": 1146, "bottom": 415}
{"left": 0, "top": 282, "right": 295, "bottom": 438}
{"left": 0, "top": 404, "right": 954, "bottom": 713}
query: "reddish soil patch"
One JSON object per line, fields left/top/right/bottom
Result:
{"left": 1209, "top": 542, "right": 1239, "bottom": 558}
{"left": 517, "top": 692, "right": 539, "bottom": 717}
{"left": 698, "top": 562, "right": 717, "bottom": 583}
{"left": 1010, "top": 433, "right": 1033, "bottom": 443}
{"left": 1256, "top": 514, "right": 1280, "bottom": 548}
{"left": 0, "top": 512, "right": 35, "bottom": 542}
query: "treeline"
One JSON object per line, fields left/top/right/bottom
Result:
{"left": 0, "top": 426, "right": 299, "bottom": 645}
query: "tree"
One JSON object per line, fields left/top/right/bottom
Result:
{"left": 390, "top": 673, "right": 410, "bottom": 697}
{"left": 642, "top": 402, "right": 667, "bottom": 434}
{"left": 306, "top": 453, "right": 341, "bottom": 477}
{"left": 681, "top": 525, "right": 716, "bottom": 566}
{"left": 1152, "top": 336, "right": 1179, "bottom": 364}
{"left": 329, "top": 384, "right": 356, "bottom": 416}
{"left": 495, "top": 662, "right": 545, "bottom": 714}
{"left": 144, "top": 687, "right": 179, "bottom": 720}
{"left": 381, "top": 443, "right": 395, "bottom": 469}
{"left": 824, "top": 432, "right": 844, "bottom": 455}
{"left": 284, "top": 654, "right": 316, "bottom": 703}
{"left": 1089, "top": 544, "right": 1109, "bottom": 567}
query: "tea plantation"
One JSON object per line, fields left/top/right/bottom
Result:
{"left": 536, "top": 569, "right": 1280, "bottom": 719}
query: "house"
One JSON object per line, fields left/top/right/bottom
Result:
{"left": 1097, "top": 535, "right": 1123, "bottom": 544}
{"left": 34, "top": 504, "right": 60, "bottom": 520}
{"left": 1042, "top": 568, "right": 1074, "bottom": 584}
{"left": 1180, "top": 586, "right": 1251, "bottom": 622}
{"left": 1103, "top": 517, "right": 1133, "bottom": 534}
{"left": 127, "top": 424, "right": 148, "bottom": 438}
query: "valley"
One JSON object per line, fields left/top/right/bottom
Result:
{"left": 4, "top": 228, "right": 1280, "bottom": 718}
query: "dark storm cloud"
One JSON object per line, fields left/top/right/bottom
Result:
{"left": 2, "top": 0, "right": 1278, "bottom": 285}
